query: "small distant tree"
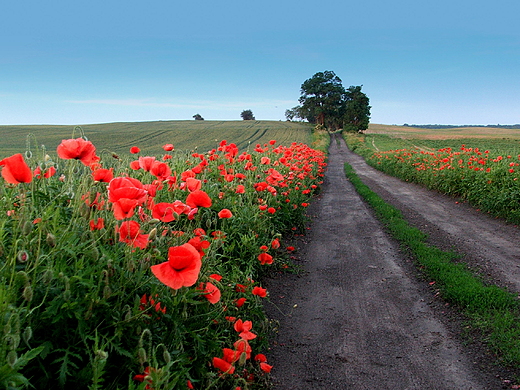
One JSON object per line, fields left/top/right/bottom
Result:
{"left": 193, "top": 114, "right": 204, "bottom": 120}
{"left": 240, "top": 110, "right": 255, "bottom": 120}
{"left": 343, "top": 85, "right": 371, "bottom": 132}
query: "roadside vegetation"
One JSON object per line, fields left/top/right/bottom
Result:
{"left": 345, "top": 131, "right": 520, "bottom": 224}
{"left": 0, "top": 123, "right": 326, "bottom": 389}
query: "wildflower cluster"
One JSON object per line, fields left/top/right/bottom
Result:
{"left": 0, "top": 134, "right": 326, "bottom": 389}
{"left": 368, "top": 144, "right": 520, "bottom": 222}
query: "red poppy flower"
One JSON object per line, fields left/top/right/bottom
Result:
{"left": 181, "top": 169, "right": 196, "bottom": 181}
{"left": 235, "top": 297, "right": 246, "bottom": 307}
{"left": 92, "top": 168, "right": 114, "bottom": 183}
{"left": 117, "top": 221, "right": 149, "bottom": 249}
{"left": 209, "top": 273, "right": 222, "bottom": 282}
{"left": 218, "top": 209, "right": 233, "bottom": 219}
{"left": 212, "top": 357, "right": 235, "bottom": 374}
{"left": 56, "top": 138, "right": 98, "bottom": 166}
{"left": 89, "top": 218, "right": 104, "bottom": 231}
{"left": 151, "top": 243, "right": 202, "bottom": 289}
{"left": 260, "top": 362, "right": 273, "bottom": 373}
{"left": 234, "top": 339, "right": 252, "bottom": 359}
{"left": 43, "top": 166, "right": 56, "bottom": 178}
{"left": 186, "top": 177, "right": 202, "bottom": 192}
{"left": 193, "top": 228, "right": 206, "bottom": 236}
{"left": 130, "top": 146, "right": 140, "bottom": 154}
{"left": 112, "top": 198, "right": 140, "bottom": 220}
{"left": 163, "top": 143, "right": 174, "bottom": 151}
{"left": 252, "top": 286, "right": 267, "bottom": 298}
{"left": 108, "top": 177, "right": 148, "bottom": 204}
{"left": 198, "top": 282, "right": 221, "bottom": 304}
{"left": 258, "top": 253, "right": 273, "bottom": 265}
{"left": 138, "top": 156, "right": 156, "bottom": 172}
{"left": 254, "top": 354, "right": 267, "bottom": 363}
{"left": 235, "top": 184, "right": 245, "bottom": 194}
{"left": 186, "top": 190, "right": 212, "bottom": 208}
{"left": 152, "top": 202, "right": 177, "bottom": 222}
{"left": 234, "top": 319, "right": 256, "bottom": 340}
{"left": 0, "top": 153, "right": 32, "bottom": 184}
{"left": 271, "top": 238, "right": 280, "bottom": 249}
{"left": 150, "top": 161, "right": 171, "bottom": 180}
{"left": 187, "top": 236, "right": 210, "bottom": 257}
{"left": 130, "top": 160, "right": 141, "bottom": 170}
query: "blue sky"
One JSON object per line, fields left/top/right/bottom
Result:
{"left": 1, "top": 0, "right": 519, "bottom": 125}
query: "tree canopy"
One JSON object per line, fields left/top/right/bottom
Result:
{"left": 240, "top": 110, "right": 255, "bottom": 120}
{"left": 193, "top": 113, "right": 204, "bottom": 120}
{"left": 291, "top": 71, "right": 371, "bottom": 132}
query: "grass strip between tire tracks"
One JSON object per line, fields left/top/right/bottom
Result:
{"left": 343, "top": 161, "right": 520, "bottom": 367}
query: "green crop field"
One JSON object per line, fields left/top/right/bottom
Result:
{"left": 0, "top": 120, "right": 313, "bottom": 158}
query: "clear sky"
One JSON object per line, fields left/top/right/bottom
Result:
{"left": 1, "top": 0, "right": 519, "bottom": 126}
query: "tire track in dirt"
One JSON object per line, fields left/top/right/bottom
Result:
{"left": 265, "top": 134, "right": 501, "bottom": 389}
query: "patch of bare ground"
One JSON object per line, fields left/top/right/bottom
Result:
{"left": 264, "top": 134, "right": 520, "bottom": 389}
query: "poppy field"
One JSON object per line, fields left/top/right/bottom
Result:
{"left": 345, "top": 132, "right": 520, "bottom": 224}
{"left": 0, "top": 127, "right": 327, "bottom": 389}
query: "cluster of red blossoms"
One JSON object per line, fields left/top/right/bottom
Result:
{"left": 1, "top": 135, "right": 327, "bottom": 388}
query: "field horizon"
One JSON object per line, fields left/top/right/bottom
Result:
{"left": 366, "top": 123, "right": 520, "bottom": 140}
{"left": 0, "top": 119, "right": 314, "bottom": 159}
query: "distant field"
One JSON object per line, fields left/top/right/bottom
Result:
{"left": 366, "top": 123, "right": 520, "bottom": 140}
{"left": 0, "top": 120, "right": 313, "bottom": 158}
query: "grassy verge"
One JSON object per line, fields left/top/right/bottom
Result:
{"left": 343, "top": 161, "right": 520, "bottom": 367}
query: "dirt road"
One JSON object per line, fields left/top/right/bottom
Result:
{"left": 265, "top": 134, "right": 518, "bottom": 389}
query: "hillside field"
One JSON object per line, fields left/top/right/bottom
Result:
{"left": 0, "top": 120, "right": 313, "bottom": 158}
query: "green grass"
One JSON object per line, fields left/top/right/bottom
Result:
{"left": 343, "top": 160, "right": 520, "bottom": 367}
{"left": 0, "top": 120, "right": 313, "bottom": 158}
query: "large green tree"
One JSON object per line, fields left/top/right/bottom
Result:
{"left": 343, "top": 85, "right": 371, "bottom": 132}
{"left": 297, "top": 71, "right": 346, "bottom": 129}
{"left": 292, "top": 71, "right": 370, "bottom": 132}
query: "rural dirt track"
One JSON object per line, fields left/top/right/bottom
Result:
{"left": 265, "top": 134, "right": 520, "bottom": 389}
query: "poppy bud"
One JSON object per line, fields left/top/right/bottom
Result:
{"left": 238, "top": 352, "right": 248, "bottom": 366}
{"left": 137, "top": 347, "right": 147, "bottom": 365}
{"left": 22, "top": 221, "right": 33, "bottom": 236}
{"left": 6, "top": 350, "right": 17, "bottom": 368}
{"left": 95, "top": 349, "right": 108, "bottom": 361}
{"left": 22, "top": 326, "right": 32, "bottom": 345}
{"left": 103, "top": 285, "right": 112, "bottom": 299}
{"left": 87, "top": 246, "right": 99, "bottom": 261}
{"left": 42, "top": 269, "right": 53, "bottom": 284}
{"left": 80, "top": 202, "right": 90, "bottom": 218}
{"left": 17, "top": 250, "right": 29, "bottom": 263}
{"left": 46, "top": 233, "right": 57, "bottom": 247}
{"left": 163, "top": 349, "right": 171, "bottom": 364}
{"left": 16, "top": 271, "right": 29, "bottom": 285}
{"left": 22, "top": 285, "right": 33, "bottom": 302}
{"left": 148, "top": 227, "right": 157, "bottom": 241}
